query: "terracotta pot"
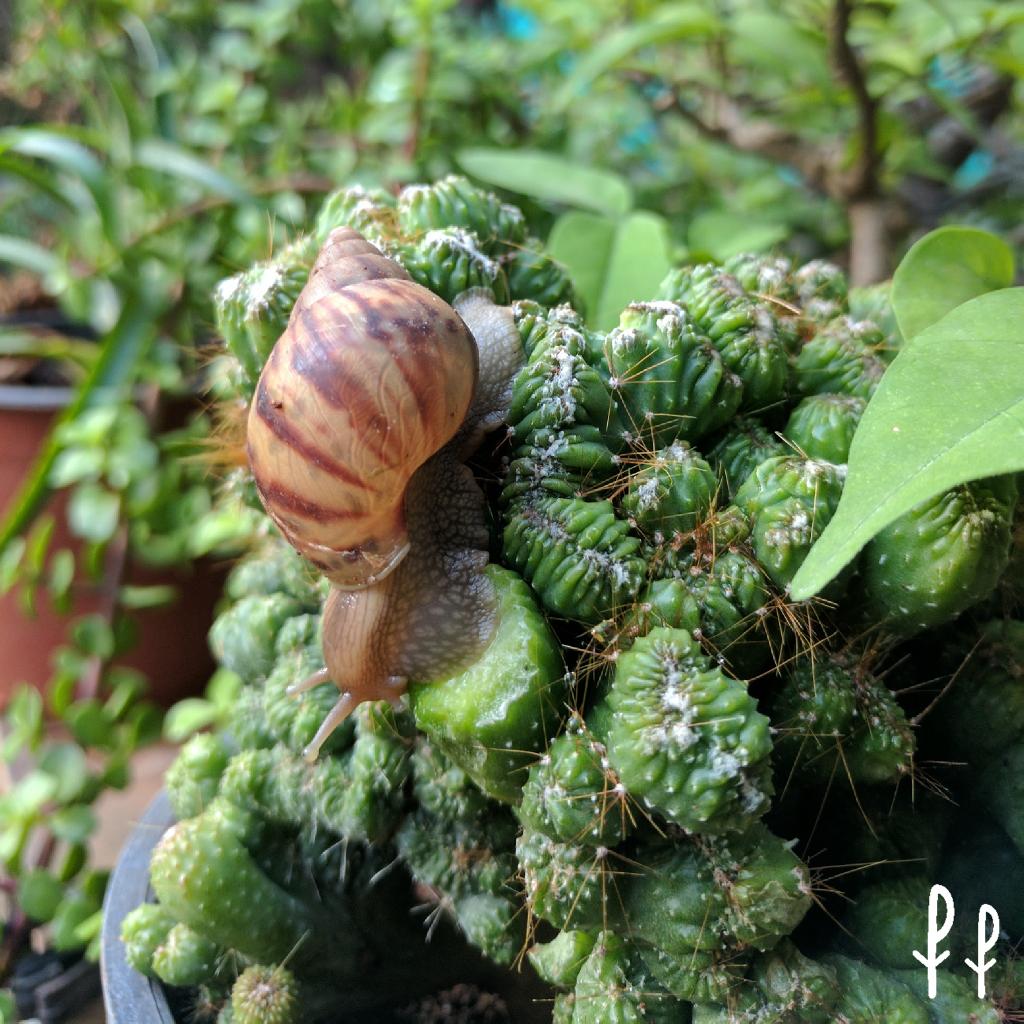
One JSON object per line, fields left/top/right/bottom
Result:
{"left": 0, "top": 385, "right": 226, "bottom": 707}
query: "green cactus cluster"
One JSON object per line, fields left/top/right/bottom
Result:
{"left": 128, "top": 186, "right": 1023, "bottom": 1021}
{"left": 768, "top": 653, "right": 915, "bottom": 787}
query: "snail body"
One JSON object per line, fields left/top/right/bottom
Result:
{"left": 247, "top": 227, "right": 522, "bottom": 759}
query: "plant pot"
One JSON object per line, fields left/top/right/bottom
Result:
{"left": 10, "top": 951, "right": 101, "bottom": 1024}
{"left": 0, "top": 384, "right": 226, "bottom": 707}
{"left": 100, "top": 792, "right": 176, "bottom": 1024}
{"left": 101, "top": 794, "right": 555, "bottom": 1023}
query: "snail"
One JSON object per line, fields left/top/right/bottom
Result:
{"left": 247, "top": 227, "right": 524, "bottom": 759}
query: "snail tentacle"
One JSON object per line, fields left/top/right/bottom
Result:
{"left": 286, "top": 667, "right": 330, "bottom": 697}
{"left": 303, "top": 691, "right": 359, "bottom": 763}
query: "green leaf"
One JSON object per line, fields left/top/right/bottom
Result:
{"left": 51, "top": 888, "right": 102, "bottom": 952}
{"left": 66, "top": 700, "right": 115, "bottom": 748}
{"left": 74, "top": 907, "right": 103, "bottom": 948}
{"left": 67, "top": 484, "right": 120, "bottom": 543}
{"left": 548, "top": 210, "right": 672, "bottom": 330}
{"left": 71, "top": 614, "right": 115, "bottom": 658}
{"left": 206, "top": 667, "right": 243, "bottom": 709}
{"left": 133, "top": 139, "right": 249, "bottom": 203}
{"left": 80, "top": 868, "right": 109, "bottom": 904}
{"left": 39, "top": 743, "right": 89, "bottom": 802}
{"left": 0, "top": 539, "right": 25, "bottom": 595}
{"left": 100, "top": 755, "right": 130, "bottom": 790}
{"left": 49, "top": 805, "right": 96, "bottom": 845}
{"left": 123, "top": 702, "right": 163, "bottom": 749}
{"left": 0, "top": 128, "right": 117, "bottom": 240}
{"left": 0, "top": 328, "right": 97, "bottom": 370}
{"left": 0, "top": 821, "right": 30, "bottom": 868}
{"left": 118, "top": 583, "right": 177, "bottom": 609}
{"left": 8, "top": 771, "right": 58, "bottom": 816}
{"left": 891, "top": 226, "right": 1014, "bottom": 341}
{"left": 187, "top": 508, "right": 252, "bottom": 556}
{"left": 0, "top": 235, "right": 61, "bottom": 278}
{"left": 0, "top": 152, "right": 78, "bottom": 210}
{"left": 47, "top": 672, "right": 78, "bottom": 718}
{"left": 3, "top": 687, "right": 44, "bottom": 759}
{"left": 457, "top": 148, "right": 632, "bottom": 216}
{"left": 687, "top": 210, "right": 788, "bottom": 262}
{"left": 47, "top": 549, "right": 76, "bottom": 607}
{"left": 0, "top": 129, "right": 103, "bottom": 189}
{"left": 103, "top": 669, "right": 147, "bottom": 720}
{"left": 25, "top": 515, "right": 55, "bottom": 576}
{"left": 17, "top": 869, "right": 64, "bottom": 922}
{"left": 790, "top": 288, "right": 1024, "bottom": 599}
{"left": 49, "top": 447, "right": 105, "bottom": 487}
{"left": 56, "top": 842, "right": 87, "bottom": 884}
{"left": 163, "top": 698, "right": 218, "bottom": 742}
{"left": 553, "top": 4, "right": 718, "bottom": 110}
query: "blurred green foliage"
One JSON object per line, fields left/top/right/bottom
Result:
{"left": 2, "top": 0, "right": 1021, "bottom": 284}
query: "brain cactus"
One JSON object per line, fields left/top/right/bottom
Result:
{"left": 123, "top": 177, "right": 1022, "bottom": 1022}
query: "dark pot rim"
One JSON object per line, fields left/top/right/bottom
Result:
{"left": 100, "top": 791, "right": 176, "bottom": 1024}
{"left": 0, "top": 383, "right": 76, "bottom": 412}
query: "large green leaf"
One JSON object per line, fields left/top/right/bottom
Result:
{"left": 687, "top": 210, "right": 788, "bottom": 262}
{"left": 552, "top": 4, "right": 718, "bottom": 110}
{"left": 790, "top": 288, "right": 1024, "bottom": 600}
{"left": 547, "top": 210, "right": 671, "bottom": 330}
{"left": 456, "top": 148, "right": 632, "bottom": 217}
{"left": 891, "top": 226, "right": 1014, "bottom": 341}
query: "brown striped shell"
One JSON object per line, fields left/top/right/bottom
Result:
{"left": 247, "top": 227, "right": 479, "bottom": 589}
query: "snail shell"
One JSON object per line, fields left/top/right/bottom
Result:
{"left": 245, "top": 227, "right": 524, "bottom": 759}
{"left": 247, "top": 227, "right": 479, "bottom": 589}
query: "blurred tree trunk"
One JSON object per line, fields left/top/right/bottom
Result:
{"left": 848, "top": 200, "right": 888, "bottom": 287}
{"left": 0, "top": 0, "right": 12, "bottom": 65}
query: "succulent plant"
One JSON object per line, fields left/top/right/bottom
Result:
{"left": 603, "top": 627, "right": 773, "bottom": 835}
{"left": 857, "top": 477, "right": 1016, "bottom": 635}
{"left": 768, "top": 654, "right": 915, "bottom": 786}
{"left": 121, "top": 183, "right": 1019, "bottom": 1022}
{"left": 230, "top": 965, "right": 299, "bottom": 1024}
{"left": 781, "top": 393, "right": 865, "bottom": 464}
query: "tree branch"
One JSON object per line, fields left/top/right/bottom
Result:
{"left": 627, "top": 71, "right": 837, "bottom": 195}
{"left": 831, "top": 0, "right": 880, "bottom": 198}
